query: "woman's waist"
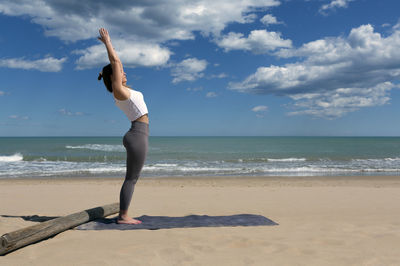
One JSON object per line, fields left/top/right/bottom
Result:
{"left": 129, "top": 116, "right": 149, "bottom": 135}
{"left": 134, "top": 114, "right": 149, "bottom": 124}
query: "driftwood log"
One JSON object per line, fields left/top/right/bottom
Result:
{"left": 0, "top": 202, "right": 119, "bottom": 255}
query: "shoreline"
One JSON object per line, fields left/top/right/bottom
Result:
{"left": 1, "top": 175, "right": 400, "bottom": 187}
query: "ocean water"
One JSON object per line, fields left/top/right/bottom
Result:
{"left": 1, "top": 136, "right": 400, "bottom": 179}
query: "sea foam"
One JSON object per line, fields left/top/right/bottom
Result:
{"left": 0, "top": 153, "right": 23, "bottom": 162}
{"left": 267, "top": 158, "right": 307, "bottom": 162}
{"left": 66, "top": 144, "right": 124, "bottom": 152}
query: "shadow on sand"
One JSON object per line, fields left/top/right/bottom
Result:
{"left": 0, "top": 214, "right": 58, "bottom": 223}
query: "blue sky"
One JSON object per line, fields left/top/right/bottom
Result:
{"left": 1, "top": 0, "right": 400, "bottom": 136}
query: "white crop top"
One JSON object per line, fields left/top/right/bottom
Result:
{"left": 115, "top": 88, "right": 148, "bottom": 121}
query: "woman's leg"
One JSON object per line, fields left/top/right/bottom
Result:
{"left": 118, "top": 128, "right": 148, "bottom": 224}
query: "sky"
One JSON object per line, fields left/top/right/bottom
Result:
{"left": 1, "top": 0, "right": 400, "bottom": 136}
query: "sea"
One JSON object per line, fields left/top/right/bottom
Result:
{"left": 1, "top": 136, "right": 400, "bottom": 179}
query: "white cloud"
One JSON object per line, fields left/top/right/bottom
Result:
{"left": 320, "top": 0, "right": 353, "bottom": 14}
{"left": 260, "top": 14, "right": 281, "bottom": 26}
{"left": 74, "top": 40, "right": 171, "bottom": 69}
{"left": 287, "top": 82, "right": 394, "bottom": 119}
{"left": 9, "top": 115, "right": 29, "bottom": 120}
{"left": 0, "top": 57, "right": 66, "bottom": 72}
{"left": 252, "top": 105, "right": 268, "bottom": 112}
{"left": 230, "top": 24, "right": 400, "bottom": 118}
{"left": 171, "top": 58, "right": 207, "bottom": 83}
{"left": 17, "top": 0, "right": 280, "bottom": 42}
{"left": 209, "top": 73, "right": 228, "bottom": 79}
{"left": 206, "top": 92, "right": 217, "bottom": 98}
{"left": 216, "top": 29, "right": 292, "bottom": 54}
{"left": 187, "top": 87, "right": 203, "bottom": 91}
{"left": 394, "top": 21, "right": 400, "bottom": 31}
{"left": 0, "top": 91, "right": 4, "bottom": 96}
{"left": 242, "top": 13, "right": 258, "bottom": 24}
{"left": 252, "top": 105, "right": 268, "bottom": 118}
{"left": 0, "top": 0, "right": 281, "bottom": 69}
{"left": 59, "top": 109, "right": 84, "bottom": 116}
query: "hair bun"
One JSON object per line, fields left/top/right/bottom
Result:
{"left": 97, "top": 72, "right": 102, "bottom": 80}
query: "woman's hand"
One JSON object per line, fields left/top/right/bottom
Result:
{"left": 98, "top": 28, "right": 111, "bottom": 44}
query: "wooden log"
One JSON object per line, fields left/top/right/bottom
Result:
{"left": 0, "top": 202, "right": 119, "bottom": 255}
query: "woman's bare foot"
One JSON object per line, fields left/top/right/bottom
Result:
{"left": 117, "top": 216, "right": 142, "bottom": 225}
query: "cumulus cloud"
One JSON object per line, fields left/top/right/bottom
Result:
{"left": 287, "top": 82, "right": 394, "bottom": 119}
{"left": 0, "top": 0, "right": 281, "bottom": 69}
{"left": 74, "top": 40, "right": 171, "bottom": 69}
{"left": 252, "top": 105, "right": 268, "bottom": 112}
{"left": 252, "top": 105, "right": 268, "bottom": 118}
{"left": 230, "top": 24, "right": 400, "bottom": 118}
{"left": 171, "top": 58, "right": 207, "bottom": 83}
{"left": 260, "top": 14, "right": 282, "bottom": 26}
{"left": 320, "top": 0, "right": 353, "bottom": 14}
{"left": 0, "top": 57, "right": 67, "bottom": 72}
{"left": 216, "top": 29, "right": 292, "bottom": 54}
{"left": 0, "top": 0, "right": 280, "bottom": 42}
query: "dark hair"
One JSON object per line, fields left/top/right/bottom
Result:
{"left": 98, "top": 64, "right": 113, "bottom": 93}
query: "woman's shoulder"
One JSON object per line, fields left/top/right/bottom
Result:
{"left": 127, "top": 87, "right": 144, "bottom": 96}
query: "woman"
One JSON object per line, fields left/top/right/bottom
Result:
{"left": 97, "top": 28, "right": 149, "bottom": 225}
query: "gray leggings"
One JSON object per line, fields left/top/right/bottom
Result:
{"left": 120, "top": 121, "right": 149, "bottom": 211}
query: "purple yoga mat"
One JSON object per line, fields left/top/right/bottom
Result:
{"left": 75, "top": 214, "right": 278, "bottom": 230}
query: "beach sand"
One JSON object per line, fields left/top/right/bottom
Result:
{"left": 1, "top": 176, "right": 400, "bottom": 265}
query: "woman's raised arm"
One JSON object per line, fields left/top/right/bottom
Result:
{"left": 98, "top": 28, "right": 129, "bottom": 100}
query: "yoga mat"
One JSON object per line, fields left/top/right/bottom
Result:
{"left": 75, "top": 214, "right": 278, "bottom": 230}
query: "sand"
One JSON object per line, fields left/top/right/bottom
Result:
{"left": 1, "top": 176, "right": 400, "bottom": 265}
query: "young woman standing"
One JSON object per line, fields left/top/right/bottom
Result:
{"left": 97, "top": 28, "right": 149, "bottom": 225}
